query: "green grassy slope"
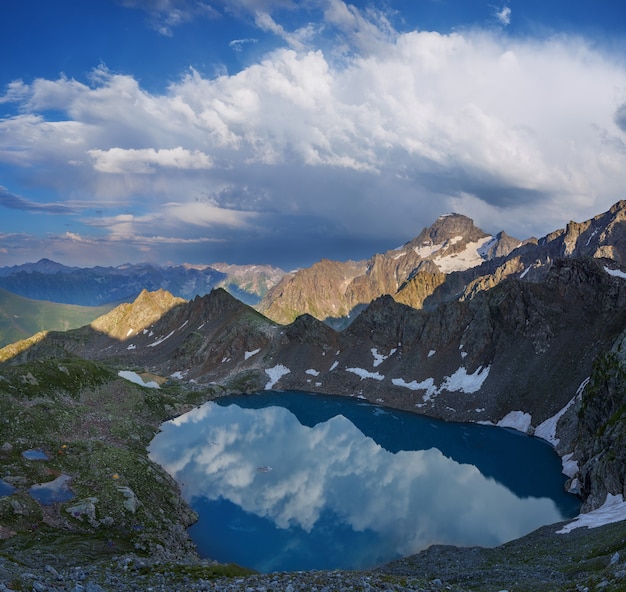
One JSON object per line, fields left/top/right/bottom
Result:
{"left": 0, "top": 288, "right": 116, "bottom": 348}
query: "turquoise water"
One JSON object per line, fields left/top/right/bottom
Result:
{"left": 148, "top": 391, "right": 580, "bottom": 573}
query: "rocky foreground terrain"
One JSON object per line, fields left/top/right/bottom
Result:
{"left": 2, "top": 203, "right": 626, "bottom": 590}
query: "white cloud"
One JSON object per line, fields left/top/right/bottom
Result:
{"left": 118, "top": 0, "right": 219, "bottom": 36}
{"left": 494, "top": 5, "right": 512, "bottom": 27}
{"left": 88, "top": 147, "right": 213, "bottom": 174}
{"left": 2, "top": 4, "right": 626, "bottom": 265}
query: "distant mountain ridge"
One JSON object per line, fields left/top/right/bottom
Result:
{"left": 257, "top": 213, "right": 522, "bottom": 325}
{"left": 0, "top": 259, "right": 286, "bottom": 307}
{"left": 258, "top": 202, "right": 626, "bottom": 325}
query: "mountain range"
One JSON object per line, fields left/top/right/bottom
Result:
{"left": 258, "top": 201, "right": 626, "bottom": 326}
{"left": 2, "top": 201, "right": 626, "bottom": 589}
{"left": 0, "top": 259, "right": 285, "bottom": 307}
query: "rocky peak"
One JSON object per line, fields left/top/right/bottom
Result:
{"left": 409, "top": 213, "right": 488, "bottom": 248}
{"left": 89, "top": 288, "right": 186, "bottom": 340}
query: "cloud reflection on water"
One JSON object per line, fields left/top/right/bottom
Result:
{"left": 149, "top": 400, "right": 563, "bottom": 562}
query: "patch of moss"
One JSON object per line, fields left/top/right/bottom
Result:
{"left": 144, "top": 562, "right": 256, "bottom": 580}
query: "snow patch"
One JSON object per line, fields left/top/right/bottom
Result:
{"left": 118, "top": 371, "right": 160, "bottom": 389}
{"left": 557, "top": 494, "right": 626, "bottom": 534}
{"left": 148, "top": 330, "right": 175, "bottom": 348}
{"left": 434, "top": 236, "right": 494, "bottom": 273}
{"left": 520, "top": 266, "right": 531, "bottom": 279}
{"left": 170, "top": 371, "right": 186, "bottom": 379}
{"left": 440, "top": 366, "right": 490, "bottom": 394}
{"left": 347, "top": 367, "right": 385, "bottom": 381}
{"left": 126, "top": 344, "right": 136, "bottom": 350}
{"left": 535, "top": 385, "right": 584, "bottom": 446}
{"left": 392, "top": 377, "right": 437, "bottom": 402}
{"left": 497, "top": 410, "right": 532, "bottom": 433}
{"left": 329, "top": 361, "right": 339, "bottom": 371}
{"left": 561, "top": 453, "right": 579, "bottom": 478}
{"left": 305, "top": 369, "right": 320, "bottom": 376}
{"left": 604, "top": 265, "right": 626, "bottom": 279}
{"left": 371, "top": 347, "right": 397, "bottom": 367}
{"left": 245, "top": 348, "right": 261, "bottom": 360}
{"left": 427, "top": 350, "right": 436, "bottom": 358}
{"left": 126, "top": 328, "right": 134, "bottom": 337}
{"left": 265, "top": 365, "right": 291, "bottom": 389}
{"left": 413, "top": 242, "right": 442, "bottom": 258}
{"left": 392, "top": 366, "right": 490, "bottom": 402}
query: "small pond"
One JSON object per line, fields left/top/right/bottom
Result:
{"left": 22, "top": 449, "right": 49, "bottom": 461}
{"left": 0, "top": 479, "right": 15, "bottom": 497}
{"left": 148, "top": 391, "right": 580, "bottom": 573}
{"left": 28, "top": 474, "right": 75, "bottom": 505}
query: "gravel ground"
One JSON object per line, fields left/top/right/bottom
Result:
{"left": 0, "top": 555, "right": 467, "bottom": 592}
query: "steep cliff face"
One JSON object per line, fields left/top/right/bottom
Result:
{"left": 574, "top": 331, "right": 626, "bottom": 511}
{"left": 257, "top": 259, "right": 367, "bottom": 324}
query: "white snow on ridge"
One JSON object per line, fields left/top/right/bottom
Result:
{"left": 497, "top": 410, "right": 533, "bottom": 434}
{"left": 434, "top": 237, "right": 494, "bottom": 273}
{"left": 347, "top": 367, "right": 385, "bottom": 381}
{"left": 414, "top": 242, "right": 442, "bottom": 258}
{"left": 557, "top": 494, "right": 626, "bottom": 534}
{"left": 329, "top": 361, "right": 339, "bottom": 371}
{"left": 265, "top": 364, "right": 291, "bottom": 389}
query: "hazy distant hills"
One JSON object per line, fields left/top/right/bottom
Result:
{"left": 0, "top": 259, "right": 285, "bottom": 307}
{"left": 0, "top": 288, "right": 115, "bottom": 348}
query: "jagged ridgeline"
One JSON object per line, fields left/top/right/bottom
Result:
{"left": 2, "top": 201, "right": 626, "bottom": 590}
{"left": 257, "top": 200, "right": 626, "bottom": 326}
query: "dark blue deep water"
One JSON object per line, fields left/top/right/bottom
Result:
{"left": 148, "top": 391, "right": 580, "bottom": 573}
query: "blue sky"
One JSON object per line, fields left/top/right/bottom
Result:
{"left": 1, "top": 0, "right": 626, "bottom": 269}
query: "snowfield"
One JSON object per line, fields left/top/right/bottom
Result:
{"left": 497, "top": 410, "right": 533, "bottom": 433}
{"left": 392, "top": 365, "right": 490, "bottom": 402}
{"left": 434, "top": 236, "right": 494, "bottom": 273}
{"left": 347, "top": 367, "right": 385, "bottom": 381}
{"left": 265, "top": 364, "right": 291, "bottom": 389}
{"left": 557, "top": 494, "right": 626, "bottom": 534}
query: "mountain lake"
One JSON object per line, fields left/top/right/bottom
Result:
{"left": 148, "top": 391, "right": 581, "bottom": 573}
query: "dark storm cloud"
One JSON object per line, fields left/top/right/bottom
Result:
{"left": 615, "top": 103, "right": 626, "bottom": 134}
{"left": 0, "top": 186, "right": 76, "bottom": 215}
